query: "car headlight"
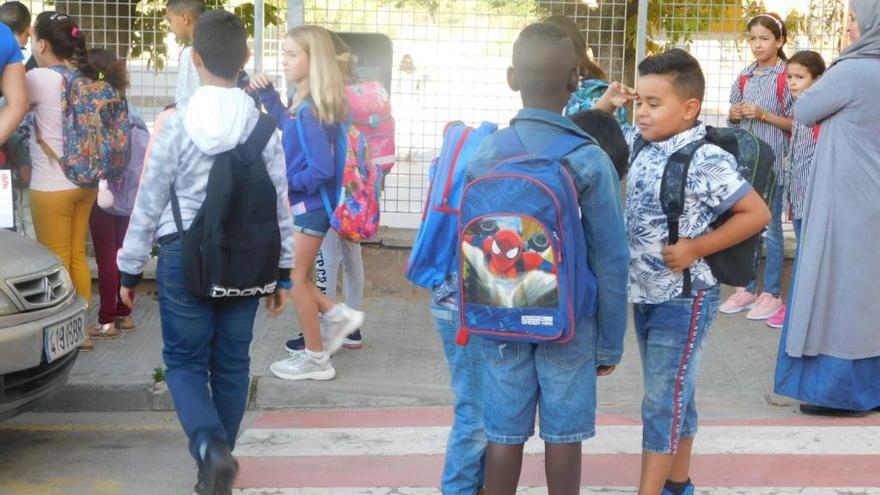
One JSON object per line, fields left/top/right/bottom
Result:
{"left": 0, "top": 291, "right": 18, "bottom": 316}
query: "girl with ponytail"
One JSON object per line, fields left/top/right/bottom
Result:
{"left": 721, "top": 12, "right": 794, "bottom": 322}
{"left": 26, "top": 11, "right": 102, "bottom": 348}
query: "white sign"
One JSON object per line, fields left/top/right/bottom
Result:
{"left": 0, "top": 170, "right": 13, "bottom": 229}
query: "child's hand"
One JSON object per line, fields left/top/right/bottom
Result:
{"left": 662, "top": 238, "right": 700, "bottom": 273}
{"left": 597, "top": 365, "right": 616, "bottom": 377}
{"left": 249, "top": 73, "right": 273, "bottom": 91}
{"left": 741, "top": 103, "right": 766, "bottom": 120}
{"left": 263, "top": 289, "right": 287, "bottom": 317}
{"left": 601, "top": 82, "right": 639, "bottom": 109}
{"left": 728, "top": 102, "right": 744, "bottom": 121}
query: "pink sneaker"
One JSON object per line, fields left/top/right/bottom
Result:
{"left": 747, "top": 293, "right": 783, "bottom": 320}
{"left": 767, "top": 304, "right": 787, "bottom": 328}
{"left": 719, "top": 287, "right": 757, "bottom": 314}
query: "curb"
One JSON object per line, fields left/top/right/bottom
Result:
{"left": 33, "top": 380, "right": 176, "bottom": 413}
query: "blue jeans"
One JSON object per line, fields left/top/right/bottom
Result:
{"left": 157, "top": 241, "right": 260, "bottom": 461}
{"left": 431, "top": 303, "right": 486, "bottom": 495}
{"left": 480, "top": 317, "right": 598, "bottom": 444}
{"left": 293, "top": 209, "right": 331, "bottom": 238}
{"left": 747, "top": 185, "right": 784, "bottom": 296}
{"left": 633, "top": 286, "right": 720, "bottom": 454}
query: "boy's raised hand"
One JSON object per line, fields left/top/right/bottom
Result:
{"left": 596, "top": 82, "right": 638, "bottom": 113}
{"left": 249, "top": 73, "right": 273, "bottom": 91}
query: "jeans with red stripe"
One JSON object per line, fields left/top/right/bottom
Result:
{"left": 89, "top": 205, "right": 132, "bottom": 324}
{"left": 634, "top": 285, "right": 720, "bottom": 454}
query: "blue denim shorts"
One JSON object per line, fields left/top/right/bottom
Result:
{"left": 480, "top": 316, "right": 597, "bottom": 444}
{"left": 633, "top": 286, "right": 720, "bottom": 454}
{"left": 293, "top": 209, "right": 331, "bottom": 238}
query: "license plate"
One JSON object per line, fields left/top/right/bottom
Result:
{"left": 44, "top": 313, "right": 86, "bottom": 363}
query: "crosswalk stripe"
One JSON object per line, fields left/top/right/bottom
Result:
{"left": 233, "top": 454, "right": 880, "bottom": 488}
{"left": 235, "top": 425, "right": 880, "bottom": 456}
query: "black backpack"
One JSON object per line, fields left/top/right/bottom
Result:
{"left": 633, "top": 126, "right": 776, "bottom": 295}
{"left": 170, "top": 114, "right": 281, "bottom": 299}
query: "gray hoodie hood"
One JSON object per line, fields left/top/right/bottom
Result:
{"left": 183, "top": 86, "right": 258, "bottom": 155}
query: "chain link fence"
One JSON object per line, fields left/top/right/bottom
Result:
{"left": 12, "top": 0, "right": 849, "bottom": 231}
{"left": 644, "top": 0, "right": 848, "bottom": 127}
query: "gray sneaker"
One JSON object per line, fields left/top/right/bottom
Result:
{"left": 322, "top": 304, "right": 365, "bottom": 355}
{"left": 270, "top": 351, "right": 336, "bottom": 381}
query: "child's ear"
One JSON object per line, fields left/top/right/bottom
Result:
{"left": 507, "top": 66, "right": 518, "bottom": 92}
{"left": 683, "top": 97, "right": 702, "bottom": 121}
{"left": 191, "top": 49, "right": 204, "bottom": 68}
{"left": 567, "top": 67, "right": 579, "bottom": 92}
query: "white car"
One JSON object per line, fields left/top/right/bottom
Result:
{"left": 0, "top": 230, "right": 87, "bottom": 420}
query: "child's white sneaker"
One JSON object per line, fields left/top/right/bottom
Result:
{"left": 322, "top": 303, "right": 365, "bottom": 355}
{"left": 270, "top": 351, "right": 335, "bottom": 381}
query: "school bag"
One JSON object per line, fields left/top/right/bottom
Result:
{"left": 457, "top": 127, "right": 598, "bottom": 345}
{"left": 631, "top": 126, "right": 776, "bottom": 292}
{"left": 345, "top": 81, "right": 396, "bottom": 173}
{"left": 406, "top": 121, "right": 498, "bottom": 290}
{"left": 738, "top": 70, "right": 788, "bottom": 113}
{"left": 170, "top": 113, "right": 282, "bottom": 299}
{"left": 98, "top": 114, "right": 150, "bottom": 216}
{"left": 35, "top": 65, "right": 131, "bottom": 187}
{"left": 294, "top": 104, "right": 382, "bottom": 242}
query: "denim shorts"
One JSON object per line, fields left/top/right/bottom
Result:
{"left": 480, "top": 316, "right": 598, "bottom": 444}
{"left": 633, "top": 286, "right": 720, "bottom": 455}
{"left": 293, "top": 209, "right": 331, "bottom": 237}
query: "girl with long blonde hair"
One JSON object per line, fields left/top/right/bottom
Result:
{"left": 251, "top": 24, "right": 364, "bottom": 382}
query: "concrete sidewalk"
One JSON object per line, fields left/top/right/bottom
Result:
{"left": 36, "top": 281, "right": 799, "bottom": 420}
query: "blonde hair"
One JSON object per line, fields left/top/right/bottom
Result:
{"left": 287, "top": 25, "right": 349, "bottom": 125}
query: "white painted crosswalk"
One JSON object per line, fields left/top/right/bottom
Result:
{"left": 231, "top": 407, "right": 880, "bottom": 494}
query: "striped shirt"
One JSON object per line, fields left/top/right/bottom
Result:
{"left": 784, "top": 120, "right": 819, "bottom": 220}
{"left": 728, "top": 60, "right": 793, "bottom": 176}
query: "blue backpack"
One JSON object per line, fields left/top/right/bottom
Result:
{"left": 406, "top": 121, "right": 498, "bottom": 290}
{"left": 456, "top": 128, "right": 597, "bottom": 344}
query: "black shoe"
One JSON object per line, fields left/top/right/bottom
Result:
{"left": 201, "top": 438, "right": 239, "bottom": 495}
{"left": 799, "top": 403, "right": 870, "bottom": 418}
{"left": 192, "top": 467, "right": 208, "bottom": 495}
{"left": 285, "top": 334, "right": 305, "bottom": 353}
{"left": 343, "top": 329, "right": 363, "bottom": 349}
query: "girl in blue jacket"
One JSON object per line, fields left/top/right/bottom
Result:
{"left": 251, "top": 24, "right": 365, "bottom": 382}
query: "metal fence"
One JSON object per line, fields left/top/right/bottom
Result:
{"left": 16, "top": 0, "right": 849, "bottom": 230}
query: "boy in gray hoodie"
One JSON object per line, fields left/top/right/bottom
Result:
{"left": 117, "top": 11, "right": 293, "bottom": 495}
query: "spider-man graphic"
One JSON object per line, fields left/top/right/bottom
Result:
{"left": 467, "top": 229, "right": 553, "bottom": 279}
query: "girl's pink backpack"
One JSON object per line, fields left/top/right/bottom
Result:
{"left": 345, "top": 82, "right": 396, "bottom": 173}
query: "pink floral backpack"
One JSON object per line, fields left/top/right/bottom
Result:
{"left": 295, "top": 106, "right": 382, "bottom": 242}
{"left": 345, "top": 82, "right": 396, "bottom": 173}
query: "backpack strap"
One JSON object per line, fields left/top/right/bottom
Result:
{"left": 812, "top": 124, "right": 821, "bottom": 144}
{"left": 291, "top": 103, "right": 336, "bottom": 218}
{"left": 492, "top": 126, "right": 527, "bottom": 158}
{"left": 240, "top": 113, "right": 277, "bottom": 160}
{"left": 536, "top": 132, "right": 595, "bottom": 162}
{"left": 776, "top": 70, "right": 788, "bottom": 113}
{"left": 738, "top": 74, "right": 749, "bottom": 98}
{"left": 36, "top": 65, "right": 73, "bottom": 170}
{"left": 629, "top": 135, "right": 651, "bottom": 167}
{"left": 659, "top": 139, "right": 707, "bottom": 297}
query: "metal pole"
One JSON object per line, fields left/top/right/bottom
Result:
{"left": 254, "top": 0, "right": 265, "bottom": 74}
{"left": 635, "top": 0, "right": 649, "bottom": 80}
{"left": 288, "top": 0, "right": 305, "bottom": 29}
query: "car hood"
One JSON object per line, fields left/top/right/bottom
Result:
{"left": 0, "top": 230, "right": 63, "bottom": 280}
